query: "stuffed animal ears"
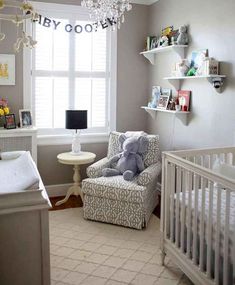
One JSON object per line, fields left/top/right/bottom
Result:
{"left": 138, "top": 136, "right": 148, "bottom": 153}
{"left": 119, "top": 134, "right": 127, "bottom": 151}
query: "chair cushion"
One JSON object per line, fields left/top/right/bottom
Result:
{"left": 82, "top": 175, "right": 146, "bottom": 203}
{"left": 107, "top": 131, "right": 160, "bottom": 168}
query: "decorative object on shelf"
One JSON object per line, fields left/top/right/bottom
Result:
{"left": 4, "top": 113, "right": 16, "bottom": 129}
{"left": 146, "top": 36, "right": 155, "bottom": 50}
{"left": 169, "top": 29, "right": 179, "bottom": 45}
{"left": 19, "top": 109, "right": 33, "bottom": 128}
{"left": 157, "top": 94, "right": 171, "bottom": 110}
{"left": 189, "top": 48, "right": 208, "bottom": 75}
{"left": 0, "top": 97, "right": 9, "bottom": 116}
{"left": 197, "top": 57, "right": 219, "bottom": 76}
{"left": 161, "top": 87, "right": 172, "bottom": 97}
{"left": 66, "top": 110, "right": 87, "bottom": 155}
{"left": 178, "top": 90, "right": 191, "bottom": 111}
{"left": 81, "top": 0, "right": 132, "bottom": 29}
{"left": 0, "top": 54, "right": 15, "bottom": 85}
{"left": 159, "top": 35, "right": 169, "bottom": 47}
{"left": 186, "top": 67, "right": 197, "bottom": 76}
{"left": 175, "top": 97, "right": 181, "bottom": 111}
{"left": 0, "top": 0, "right": 38, "bottom": 52}
{"left": 161, "top": 26, "right": 173, "bottom": 37}
{"left": 0, "top": 97, "right": 9, "bottom": 127}
{"left": 173, "top": 58, "right": 190, "bottom": 76}
{"left": 148, "top": 86, "right": 161, "bottom": 108}
{"left": 150, "top": 36, "right": 159, "bottom": 50}
{"left": 176, "top": 25, "right": 189, "bottom": 45}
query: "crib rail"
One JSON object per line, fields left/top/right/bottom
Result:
{"left": 161, "top": 147, "right": 235, "bottom": 285}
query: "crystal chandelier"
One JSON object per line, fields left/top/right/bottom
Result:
{"left": 81, "top": 0, "right": 132, "bottom": 29}
{"left": 0, "top": 0, "right": 38, "bottom": 52}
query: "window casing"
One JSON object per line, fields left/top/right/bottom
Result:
{"left": 24, "top": 2, "right": 116, "bottom": 145}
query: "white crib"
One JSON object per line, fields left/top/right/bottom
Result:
{"left": 160, "top": 147, "right": 235, "bottom": 285}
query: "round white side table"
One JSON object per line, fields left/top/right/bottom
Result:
{"left": 55, "top": 151, "right": 96, "bottom": 206}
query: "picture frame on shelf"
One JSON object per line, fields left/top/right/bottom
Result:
{"left": 0, "top": 54, "right": 15, "bottom": 86}
{"left": 178, "top": 90, "right": 191, "bottom": 111}
{"left": 148, "top": 86, "right": 161, "bottom": 108}
{"left": 161, "top": 88, "right": 172, "bottom": 97}
{"left": 4, "top": 113, "right": 16, "bottom": 129}
{"left": 19, "top": 109, "right": 33, "bottom": 128}
{"left": 157, "top": 95, "right": 170, "bottom": 110}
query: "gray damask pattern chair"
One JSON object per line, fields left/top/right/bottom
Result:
{"left": 82, "top": 131, "right": 161, "bottom": 229}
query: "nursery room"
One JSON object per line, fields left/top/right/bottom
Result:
{"left": 0, "top": 0, "right": 234, "bottom": 284}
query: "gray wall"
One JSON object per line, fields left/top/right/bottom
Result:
{"left": 147, "top": 0, "right": 235, "bottom": 151}
{"left": 0, "top": 2, "right": 149, "bottom": 185}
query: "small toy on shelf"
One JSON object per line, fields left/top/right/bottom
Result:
{"left": 159, "top": 36, "right": 169, "bottom": 47}
{"left": 176, "top": 25, "right": 189, "bottom": 45}
{"left": 177, "top": 59, "right": 190, "bottom": 76}
{"left": 187, "top": 67, "right": 197, "bottom": 76}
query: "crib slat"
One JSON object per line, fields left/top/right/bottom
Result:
{"left": 215, "top": 187, "right": 221, "bottom": 285}
{"left": 193, "top": 173, "right": 199, "bottom": 265}
{"left": 186, "top": 171, "right": 192, "bottom": 258}
{"left": 170, "top": 164, "right": 176, "bottom": 242}
{"left": 208, "top": 154, "right": 213, "bottom": 169}
{"left": 199, "top": 177, "right": 206, "bottom": 271}
{"left": 164, "top": 161, "right": 171, "bottom": 239}
{"left": 180, "top": 169, "right": 186, "bottom": 253}
{"left": 206, "top": 181, "right": 214, "bottom": 279}
{"left": 223, "top": 189, "right": 230, "bottom": 285}
{"left": 175, "top": 166, "right": 181, "bottom": 248}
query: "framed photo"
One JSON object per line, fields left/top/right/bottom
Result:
{"left": 157, "top": 95, "right": 170, "bottom": 110}
{"left": 0, "top": 54, "right": 15, "bottom": 85}
{"left": 4, "top": 114, "right": 16, "bottom": 129}
{"left": 148, "top": 86, "right": 161, "bottom": 108}
{"left": 19, "top": 109, "right": 33, "bottom": 128}
{"left": 161, "top": 88, "right": 172, "bottom": 97}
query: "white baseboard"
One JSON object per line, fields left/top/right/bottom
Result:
{"left": 45, "top": 183, "right": 72, "bottom": 197}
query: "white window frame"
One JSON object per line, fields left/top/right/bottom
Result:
{"left": 24, "top": 2, "right": 117, "bottom": 146}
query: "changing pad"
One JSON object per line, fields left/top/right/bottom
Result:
{"left": 0, "top": 151, "right": 40, "bottom": 193}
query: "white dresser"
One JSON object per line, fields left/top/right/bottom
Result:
{"left": 0, "top": 127, "right": 37, "bottom": 163}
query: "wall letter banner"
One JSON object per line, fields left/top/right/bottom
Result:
{"left": 37, "top": 14, "right": 116, "bottom": 34}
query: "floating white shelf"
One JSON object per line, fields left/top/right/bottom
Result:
{"left": 164, "top": 75, "right": 226, "bottom": 93}
{"left": 141, "top": 106, "right": 190, "bottom": 125}
{"left": 140, "top": 45, "right": 188, "bottom": 64}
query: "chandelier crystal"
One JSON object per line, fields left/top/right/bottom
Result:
{"left": 81, "top": 0, "right": 132, "bottom": 29}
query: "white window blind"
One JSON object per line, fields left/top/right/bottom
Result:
{"left": 28, "top": 3, "right": 116, "bottom": 140}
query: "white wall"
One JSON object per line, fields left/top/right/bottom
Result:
{"left": 146, "top": 0, "right": 235, "bottom": 151}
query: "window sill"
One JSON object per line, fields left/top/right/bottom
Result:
{"left": 37, "top": 133, "right": 109, "bottom": 146}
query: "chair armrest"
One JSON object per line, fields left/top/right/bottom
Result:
{"left": 137, "top": 161, "right": 162, "bottom": 186}
{"left": 86, "top": 157, "right": 110, "bottom": 178}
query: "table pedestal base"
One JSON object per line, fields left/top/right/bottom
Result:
{"left": 55, "top": 165, "right": 83, "bottom": 206}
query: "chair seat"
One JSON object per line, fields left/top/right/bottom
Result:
{"left": 82, "top": 175, "right": 146, "bottom": 204}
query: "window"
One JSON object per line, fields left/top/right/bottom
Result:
{"left": 24, "top": 2, "right": 116, "bottom": 144}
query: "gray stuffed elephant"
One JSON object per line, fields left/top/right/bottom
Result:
{"left": 102, "top": 134, "right": 149, "bottom": 181}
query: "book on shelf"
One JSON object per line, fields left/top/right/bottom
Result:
{"left": 178, "top": 90, "right": 191, "bottom": 111}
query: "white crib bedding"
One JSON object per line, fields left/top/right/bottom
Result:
{"left": 175, "top": 189, "right": 235, "bottom": 255}
{"left": 173, "top": 189, "right": 235, "bottom": 280}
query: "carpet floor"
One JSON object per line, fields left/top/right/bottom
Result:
{"left": 49, "top": 208, "right": 193, "bottom": 285}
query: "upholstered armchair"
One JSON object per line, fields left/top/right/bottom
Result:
{"left": 82, "top": 131, "right": 161, "bottom": 229}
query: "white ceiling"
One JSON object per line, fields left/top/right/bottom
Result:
{"left": 132, "top": 0, "right": 158, "bottom": 5}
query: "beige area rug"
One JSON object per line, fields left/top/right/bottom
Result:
{"left": 49, "top": 208, "right": 193, "bottom": 285}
